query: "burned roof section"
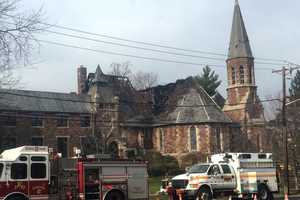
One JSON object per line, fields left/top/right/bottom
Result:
{"left": 144, "top": 77, "right": 232, "bottom": 125}
{"left": 0, "top": 66, "right": 232, "bottom": 127}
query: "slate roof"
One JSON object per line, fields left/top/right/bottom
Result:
{"left": 0, "top": 68, "right": 232, "bottom": 126}
{"left": 149, "top": 77, "right": 232, "bottom": 125}
{"left": 228, "top": 0, "right": 253, "bottom": 59}
{"left": 0, "top": 89, "right": 91, "bottom": 113}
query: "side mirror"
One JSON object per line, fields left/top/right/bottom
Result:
{"left": 185, "top": 167, "right": 190, "bottom": 173}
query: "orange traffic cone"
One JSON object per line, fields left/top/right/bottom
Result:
{"left": 253, "top": 194, "right": 257, "bottom": 200}
{"left": 284, "top": 193, "right": 289, "bottom": 200}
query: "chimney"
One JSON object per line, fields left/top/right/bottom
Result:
{"left": 77, "top": 65, "right": 87, "bottom": 94}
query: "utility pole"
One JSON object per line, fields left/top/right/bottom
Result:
{"left": 273, "top": 64, "right": 300, "bottom": 195}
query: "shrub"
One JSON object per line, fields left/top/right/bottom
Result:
{"left": 144, "top": 151, "right": 181, "bottom": 177}
{"left": 179, "top": 152, "right": 208, "bottom": 169}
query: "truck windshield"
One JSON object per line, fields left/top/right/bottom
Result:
{"left": 188, "top": 164, "right": 210, "bottom": 173}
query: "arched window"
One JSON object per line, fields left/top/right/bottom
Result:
{"left": 159, "top": 129, "right": 164, "bottom": 151}
{"left": 190, "top": 126, "right": 197, "bottom": 151}
{"left": 240, "top": 65, "right": 244, "bottom": 84}
{"left": 215, "top": 128, "right": 221, "bottom": 152}
{"left": 248, "top": 67, "right": 252, "bottom": 84}
{"left": 231, "top": 67, "right": 236, "bottom": 85}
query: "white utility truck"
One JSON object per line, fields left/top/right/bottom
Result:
{"left": 170, "top": 153, "right": 278, "bottom": 200}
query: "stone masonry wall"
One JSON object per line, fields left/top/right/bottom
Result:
{"left": 152, "top": 124, "right": 233, "bottom": 158}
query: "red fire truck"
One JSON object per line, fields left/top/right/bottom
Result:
{"left": 0, "top": 146, "right": 149, "bottom": 200}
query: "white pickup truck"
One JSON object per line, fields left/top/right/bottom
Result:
{"left": 169, "top": 153, "right": 278, "bottom": 200}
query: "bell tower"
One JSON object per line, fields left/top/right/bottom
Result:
{"left": 223, "top": 0, "right": 266, "bottom": 152}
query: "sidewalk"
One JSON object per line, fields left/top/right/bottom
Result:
{"left": 273, "top": 193, "right": 300, "bottom": 199}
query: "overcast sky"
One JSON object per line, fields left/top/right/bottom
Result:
{"left": 17, "top": 0, "right": 300, "bottom": 99}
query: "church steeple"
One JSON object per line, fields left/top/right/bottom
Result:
{"left": 224, "top": 0, "right": 263, "bottom": 121}
{"left": 228, "top": 0, "right": 253, "bottom": 59}
{"left": 224, "top": 1, "right": 267, "bottom": 153}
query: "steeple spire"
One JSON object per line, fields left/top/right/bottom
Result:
{"left": 93, "top": 64, "right": 107, "bottom": 83}
{"left": 228, "top": 0, "right": 253, "bottom": 59}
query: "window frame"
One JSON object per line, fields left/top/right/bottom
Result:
{"left": 10, "top": 162, "right": 28, "bottom": 180}
{"left": 80, "top": 115, "right": 91, "bottom": 128}
{"left": 208, "top": 164, "right": 221, "bottom": 176}
{"left": 189, "top": 126, "right": 197, "bottom": 151}
{"left": 239, "top": 65, "right": 245, "bottom": 84}
{"left": 231, "top": 66, "right": 236, "bottom": 85}
{"left": 159, "top": 129, "right": 164, "bottom": 152}
{"left": 248, "top": 67, "right": 253, "bottom": 84}
{"left": 221, "top": 164, "right": 232, "bottom": 174}
{"left": 0, "top": 163, "right": 3, "bottom": 179}
{"left": 2, "top": 112, "right": 17, "bottom": 127}
{"left": 215, "top": 127, "right": 221, "bottom": 152}
{"left": 30, "top": 155, "right": 48, "bottom": 180}
{"left": 31, "top": 163, "right": 47, "bottom": 179}
{"left": 56, "top": 114, "right": 69, "bottom": 128}
{"left": 31, "top": 136, "right": 44, "bottom": 146}
{"left": 31, "top": 113, "right": 44, "bottom": 128}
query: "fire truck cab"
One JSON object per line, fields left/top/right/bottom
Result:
{"left": 0, "top": 146, "right": 49, "bottom": 200}
{"left": 0, "top": 146, "right": 149, "bottom": 200}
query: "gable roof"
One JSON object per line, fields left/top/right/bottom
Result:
{"left": 228, "top": 0, "right": 253, "bottom": 59}
{"left": 149, "top": 77, "right": 232, "bottom": 125}
{"left": 0, "top": 75, "right": 232, "bottom": 126}
{"left": 0, "top": 89, "right": 91, "bottom": 113}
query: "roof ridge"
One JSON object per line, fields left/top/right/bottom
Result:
{"left": 0, "top": 88, "right": 85, "bottom": 96}
{"left": 197, "top": 85, "right": 233, "bottom": 123}
{"left": 197, "top": 90, "right": 210, "bottom": 121}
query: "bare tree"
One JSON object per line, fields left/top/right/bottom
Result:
{"left": 0, "top": 0, "right": 45, "bottom": 88}
{"left": 131, "top": 71, "right": 158, "bottom": 90}
{"left": 109, "top": 61, "right": 132, "bottom": 77}
{"left": 263, "top": 93, "right": 282, "bottom": 122}
{"left": 109, "top": 61, "right": 159, "bottom": 90}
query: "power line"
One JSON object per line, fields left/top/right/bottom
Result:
{"left": 44, "top": 29, "right": 284, "bottom": 66}
{"left": 0, "top": 19, "right": 284, "bottom": 67}
{"left": 45, "top": 30, "right": 225, "bottom": 62}
{"left": 36, "top": 39, "right": 278, "bottom": 71}
{"left": 36, "top": 39, "right": 222, "bottom": 67}
{"left": 39, "top": 29, "right": 285, "bottom": 67}
{"left": 2, "top": 14, "right": 288, "bottom": 63}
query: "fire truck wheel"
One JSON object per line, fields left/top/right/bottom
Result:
{"left": 195, "top": 187, "right": 212, "bottom": 200}
{"left": 5, "top": 194, "right": 28, "bottom": 200}
{"left": 258, "top": 184, "right": 272, "bottom": 200}
{"left": 104, "top": 190, "right": 125, "bottom": 200}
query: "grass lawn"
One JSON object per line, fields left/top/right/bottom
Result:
{"left": 149, "top": 176, "right": 168, "bottom": 200}
{"left": 149, "top": 176, "right": 162, "bottom": 195}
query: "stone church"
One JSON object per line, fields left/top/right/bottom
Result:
{"left": 0, "top": 0, "right": 269, "bottom": 159}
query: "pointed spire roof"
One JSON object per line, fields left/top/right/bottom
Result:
{"left": 93, "top": 65, "right": 107, "bottom": 83}
{"left": 228, "top": 0, "right": 253, "bottom": 59}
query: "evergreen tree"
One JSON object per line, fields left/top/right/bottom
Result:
{"left": 289, "top": 70, "right": 300, "bottom": 99}
{"left": 195, "top": 65, "right": 221, "bottom": 96}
